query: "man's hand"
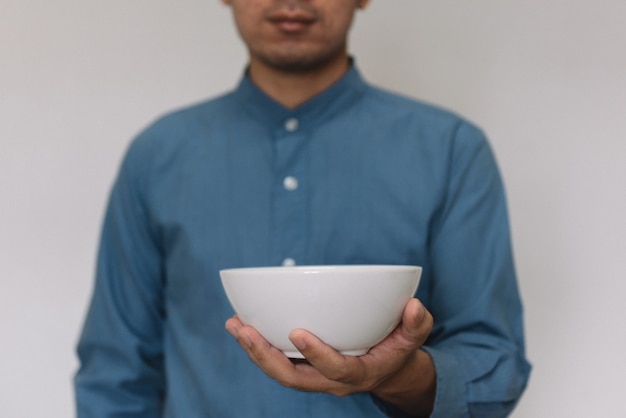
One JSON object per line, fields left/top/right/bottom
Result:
{"left": 225, "top": 298, "right": 436, "bottom": 416}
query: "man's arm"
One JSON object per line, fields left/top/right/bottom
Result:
{"left": 75, "top": 138, "right": 165, "bottom": 417}
{"left": 420, "top": 122, "right": 531, "bottom": 417}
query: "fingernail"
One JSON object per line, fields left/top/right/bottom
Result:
{"left": 291, "top": 335, "right": 306, "bottom": 350}
{"left": 225, "top": 324, "right": 237, "bottom": 338}
{"left": 240, "top": 333, "right": 252, "bottom": 348}
{"left": 413, "top": 299, "right": 425, "bottom": 320}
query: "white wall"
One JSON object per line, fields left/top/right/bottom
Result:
{"left": 1, "top": 1, "right": 624, "bottom": 416}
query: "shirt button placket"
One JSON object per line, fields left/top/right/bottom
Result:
{"left": 272, "top": 117, "right": 306, "bottom": 267}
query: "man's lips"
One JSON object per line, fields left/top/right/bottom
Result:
{"left": 267, "top": 10, "right": 317, "bottom": 33}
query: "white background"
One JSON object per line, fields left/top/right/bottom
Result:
{"left": 2, "top": 1, "right": 625, "bottom": 416}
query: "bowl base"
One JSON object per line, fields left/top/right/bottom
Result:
{"left": 283, "top": 348, "right": 369, "bottom": 359}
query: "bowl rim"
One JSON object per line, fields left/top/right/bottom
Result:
{"left": 220, "top": 264, "right": 422, "bottom": 274}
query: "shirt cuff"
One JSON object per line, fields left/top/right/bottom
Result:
{"left": 421, "top": 346, "right": 469, "bottom": 417}
{"left": 370, "top": 347, "right": 468, "bottom": 418}
{"left": 370, "top": 395, "right": 418, "bottom": 418}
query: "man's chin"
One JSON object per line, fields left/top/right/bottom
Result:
{"left": 254, "top": 49, "right": 346, "bottom": 74}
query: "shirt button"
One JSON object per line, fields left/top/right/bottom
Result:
{"left": 284, "top": 118, "right": 299, "bottom": 132}
{"left": 282, "top": 258, "right": 296, "bottom": 266}
{"left": 283, "top": 176, "right": 298, "bottom": 191}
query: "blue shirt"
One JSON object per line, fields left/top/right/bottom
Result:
{"left": 75, "top": 65, "right": 530, "bottom": 417}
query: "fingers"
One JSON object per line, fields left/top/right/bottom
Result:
{"left": 225, "top": 317, "right": 362, "bottom": 395}
{"left": 226, "top": 315, "right": 291, "bottom": 366}
{"left": 225, "top": 316, "right": 250, "bottom": 347}
{"left": 289, "top": 330, "right": 365, "bottom": 385}
{"left": 289, "top": 329, "right": 371, "bottom": 395}
{"left": 225, "top": 316, "right": 291, "bottom": 371}
{"left": 223, "top": 298, "right": 433, "bottom": 397}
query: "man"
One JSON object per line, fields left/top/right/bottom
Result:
{"left": 75, "top": 0, "right": 531, "bottom": 416}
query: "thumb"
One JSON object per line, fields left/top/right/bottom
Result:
{"left": 399, "top": 298, "right": 432, "bottom": 346}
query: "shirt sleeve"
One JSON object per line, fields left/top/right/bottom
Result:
{"left": 422, "top": 122, "right": 531, "bottom": 417}
{"left": 74, "top": 138, "right": 165, "bottom": 417}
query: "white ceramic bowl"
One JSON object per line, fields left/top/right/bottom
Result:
{"left": 220, "top": 265, "right": 421, "bottom": 358}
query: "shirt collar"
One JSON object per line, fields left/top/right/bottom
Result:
{"left": 233, "top": 60, "right": 368, "bottom": 130}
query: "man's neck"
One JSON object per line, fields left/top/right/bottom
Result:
{"left": 247, "top": 54, "right": 350, "bottom": 109}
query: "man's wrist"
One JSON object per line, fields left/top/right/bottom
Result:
{"left": 371, "top": 349, "right": 436, "bottom": 417}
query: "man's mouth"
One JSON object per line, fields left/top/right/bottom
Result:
{"left": 266, "top": 9, "right": 317, "bottom": 33}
